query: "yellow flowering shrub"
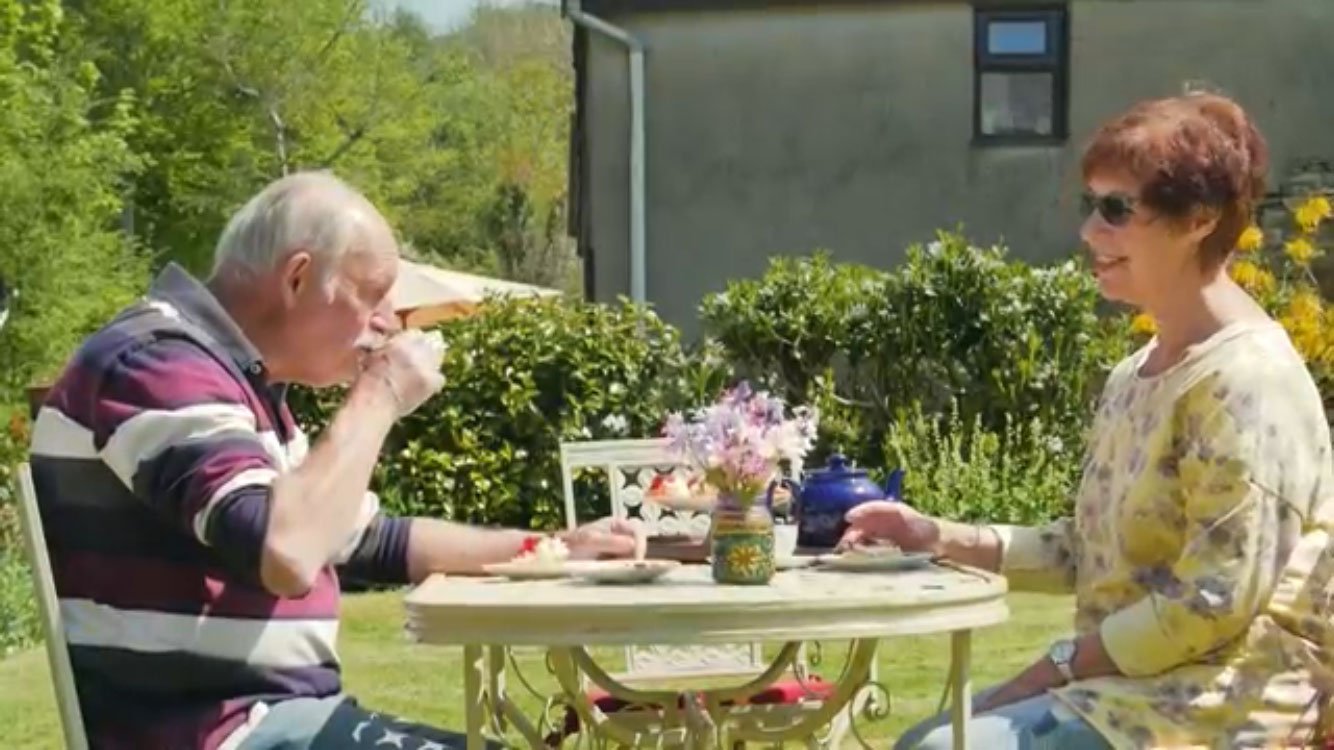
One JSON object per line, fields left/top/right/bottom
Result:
{"left": 1133, "top": 192, "right": 1333, "bottom": 407}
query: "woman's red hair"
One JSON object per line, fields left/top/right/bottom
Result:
{"left": 1082, "top": 91, "right": 1269, "bottom": 268}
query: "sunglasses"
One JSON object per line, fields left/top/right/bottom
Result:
{"left": 1081, "top": 191, "right": 1139, "bottom": 227}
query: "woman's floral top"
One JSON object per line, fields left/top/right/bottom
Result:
{"left": 992, "top": 321, "right": 1334, "bottom": 749}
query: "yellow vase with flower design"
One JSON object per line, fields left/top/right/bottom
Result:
{"left": 709, "top": 494, "right": 775, "bottom": 585}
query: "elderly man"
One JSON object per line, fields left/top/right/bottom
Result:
{"left": 29, "top": 172, "right": 642, "bottom": 749}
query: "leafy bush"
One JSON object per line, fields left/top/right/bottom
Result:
{"left": 700, "top": 231, "right": 1128, "bottom": 476}
{"left": 292, "top": 297, "right": 732, "bottom": 529}
{"left": 882, "top": 402, "right": 1078, "bottom": 525}
{"left": 699, "top": 252, "right": 884, "bottom": 400}
{"left": 859, "top": 231, "right": 1127, "bottom": 458}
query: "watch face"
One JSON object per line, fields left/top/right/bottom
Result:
{"left": 1051, "top": 640, "right": 1076, "bottom": 663}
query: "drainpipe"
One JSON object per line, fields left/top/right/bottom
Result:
{"left": 565, "top": 1, "right": 647, "bottom": 305}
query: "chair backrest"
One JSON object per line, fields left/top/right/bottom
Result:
{"left": 13, "top": 463, "right": 89, "bottom": 750}
{"left": 557, "top": 439, "right": 763, "bottom": 680}
{"left": 558, "top": 438, "right": 713, "bottom": 539}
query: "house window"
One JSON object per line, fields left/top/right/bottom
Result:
{"left": 974, "top": 5, "right": 1068, "bottom": 143}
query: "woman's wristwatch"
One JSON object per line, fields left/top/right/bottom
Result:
{"left": 1048, "top": 639, "right": 1076, "bottom": 684}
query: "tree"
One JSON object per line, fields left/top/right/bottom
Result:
{"left": 0, "top": 0, "right": 147, "bottom": 402}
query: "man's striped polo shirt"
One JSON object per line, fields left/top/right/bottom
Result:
{"left": 28, "top": 263, "right": 412, "bottom": 749}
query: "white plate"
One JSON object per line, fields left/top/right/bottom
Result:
{"left": 482, "top": 561, "right": 572, "bottom": 580}
{"left": 815, "top": 551, "right": 935, "bottom": 573}
{"left": 569, "top": 559, "right": 680, "bottom": 585}
{"left": 775, "top": 555, "right": 818, "bottom": 570}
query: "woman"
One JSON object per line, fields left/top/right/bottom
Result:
{"left": 847, "top": 92, "right": 1334, "bottom": 749}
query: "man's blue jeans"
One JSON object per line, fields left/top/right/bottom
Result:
{"left": 233, "top": 695, "right": 502, "bottom": 750}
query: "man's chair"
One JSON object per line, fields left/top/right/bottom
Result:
{"left": 13, "top": 463, "right": 89, "bottom": 750}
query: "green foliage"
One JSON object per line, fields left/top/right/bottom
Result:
{"left": 0, "top": 0, "right": 148, "bottom": 399}
{"left": 699, "top": 252, "right": 884, "bottom": 400}
{"left": 859, "top": 231, "right": 1128, "bottom": 455}
{"left": 292, "top": 297, "right": 732, "bottom": 529}
{"left": 701, "top": 231, "right": 1128, "bottom": 477}
{"left": 66, "top": 0, "right": 576, "bottom": 286}
{"left": 882, "top": 402, "right": 1078, "bottom": 525}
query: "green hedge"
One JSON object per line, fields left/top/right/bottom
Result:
{"left": 701, "top": 231, "right": 1129, "bottom": 479}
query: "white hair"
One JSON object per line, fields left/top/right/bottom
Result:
{"left": 210, "top": 171, "right": 385, "bottom": 285}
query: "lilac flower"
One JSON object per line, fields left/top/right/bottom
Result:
{"left": 662, "top": 381, "right": 819, "bottom": 503}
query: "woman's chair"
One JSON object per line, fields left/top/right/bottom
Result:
{"left": 12, "top": 463, "right": 89, "bottom": 750}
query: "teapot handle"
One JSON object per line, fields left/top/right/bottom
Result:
{"left": 884, "top": 468, "right": 904, "bottom": 501}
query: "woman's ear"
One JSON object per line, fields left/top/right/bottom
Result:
{"left": 1184, "top": 206, "right": 1223, "bottom": 246}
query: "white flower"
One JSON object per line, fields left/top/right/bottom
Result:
{"left": 601, "top": 414, "right": 629, "bottom": 435}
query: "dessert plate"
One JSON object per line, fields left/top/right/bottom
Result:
{"left": 482, "top": 561, "right": 572, "bottom": 580}
{"left": 569, "top": 559, "right": 680, "bottom": 585}
{"left": 815, "top": 549, "right": 934, "bottom": 573}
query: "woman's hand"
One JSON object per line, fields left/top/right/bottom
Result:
{"left": 840, "top": 501, "right": 1005, "bottom": 571}
{"left": 838, "top": 501, "right": 943, "bottom": 553}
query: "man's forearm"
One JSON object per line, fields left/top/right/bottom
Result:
{"left": 935, "top": 519, "right": 1003, "bottom": 571}
{"left": 405, "top": 518, "right": 532, "bottom": 581}
{"left": 262, "top": 380, "right": 398, "bottom": 595}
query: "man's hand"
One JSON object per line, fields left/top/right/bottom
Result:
{"left": 560, "top": 517, "right": 647, "bottom": 561}
{"left": 356, "top": 330, "right": 446, "bottom": 417}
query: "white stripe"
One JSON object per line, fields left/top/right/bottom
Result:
{"left": 102, "top": 403, "right": 258, "bottom": 488}
{"left": 30, "top": 407, "right": 97, "bottom": 460}
{"left": 192, "top": 468, "right": 279, "bottom": 544}
{"left": 285, "top": 429, "right": 310, "bottom": 468}
{"left": 333, "top": 492, "right": 382, "bottom": 564}
{"left": 60, "top": 599, "right": 339, "bottom": 669}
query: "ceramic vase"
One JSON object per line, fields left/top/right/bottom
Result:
{"left": 709, "top": 493, "right": 775, "bottom": 585}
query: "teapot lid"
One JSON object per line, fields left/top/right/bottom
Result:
{"left": 806, "top": 454, "right": 867, "bottom": 482}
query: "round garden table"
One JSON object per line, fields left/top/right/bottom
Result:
{"left": 404, "top": 562, "right": 1008, "bottom": 750}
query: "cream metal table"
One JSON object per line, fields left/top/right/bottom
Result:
{"left": 404, "top": 563, "right": 1008, "bottom": 750}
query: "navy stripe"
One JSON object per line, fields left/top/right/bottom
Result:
{"left": 340, "top": 515, "right": 413, "bottom": 586}
{"left": 40, "top": 502, "right": 207, "bottom": 563}
{"left": 30, "top": 456, "right": 140, "bottom": 511}
{"left": 133, "top": 431, "right": 274, "bottom": 525}
{"left": 205, "top": 487, "right": 271, "bottom": 584}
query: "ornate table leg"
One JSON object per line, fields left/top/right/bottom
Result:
{"left": 950, "top": 631, "right": 971, "bottom": 750}
{"left": 464, "top": 645, "right": 487, "bottom": 750}
{"left": 489, "top": 646, "right": 509, "bottom": 736}
{"left": 547, "top": 641, "right": 884, "bottom": 749}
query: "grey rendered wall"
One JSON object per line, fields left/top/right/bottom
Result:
{"left": 578, "top": 0, "right": 1334, "bottom": 333}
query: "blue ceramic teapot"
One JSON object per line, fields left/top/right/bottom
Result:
{"left": 773, "top": 455, "right": 904, "bottom": 550}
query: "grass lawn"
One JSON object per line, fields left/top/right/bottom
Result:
{"left": 0, "top": 591, "right": 1073, "bottom": 748}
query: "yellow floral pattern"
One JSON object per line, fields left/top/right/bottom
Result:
{"left": 993, "top": 322, "right": 1334, "bottom": 749}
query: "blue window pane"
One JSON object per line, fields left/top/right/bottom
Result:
{"left": 987, "top": 20, "right": 1048, "bottom": 55}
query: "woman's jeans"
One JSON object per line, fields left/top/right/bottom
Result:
{"left": 893, "top": 687, "right": 1112, "bottom": 750}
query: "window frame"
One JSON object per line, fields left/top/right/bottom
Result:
{"left": 972, "top": 4, "right": 1070, "bottom": 146}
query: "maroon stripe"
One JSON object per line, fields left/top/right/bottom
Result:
{"left": 92, "top": 339, "right": 276, "bottom": 442}
{"left": 47, "top": 333, "right": 276, "bottom": 437}
{"left": 132, "top": 435, "right": 276, "bottom": 529}
{"left": 88, "top": 696, "right": 257, "bottom": 750}
{"left": 54, "top": 552, "right": 341, "bottom": 619}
